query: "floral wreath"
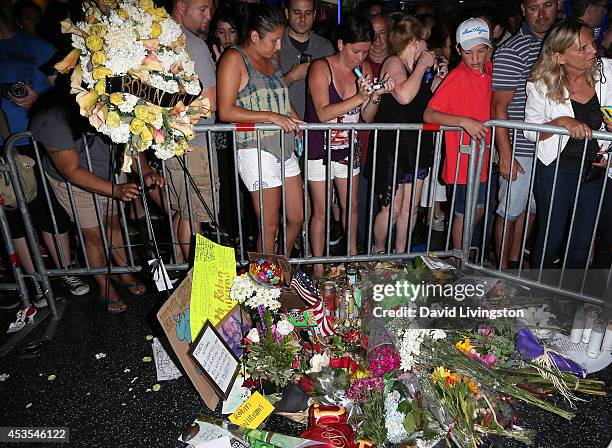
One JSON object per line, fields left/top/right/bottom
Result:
{"left": 54, "top": 0, "right": 210, "bottom": 171}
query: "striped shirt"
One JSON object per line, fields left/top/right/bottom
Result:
{"left": 492, "top": 24, "right": 542, "bottom": 157}
{"left": 234, "top": 46, "right": 295, "bottom": 161}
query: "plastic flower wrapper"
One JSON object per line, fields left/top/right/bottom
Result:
{"left": 308, "top": 367, "right": 359, "bottom": 422}
{"left": 517, "top": 305, "right": 558, "bottom": 339}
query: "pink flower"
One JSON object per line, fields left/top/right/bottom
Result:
{"left": 368, "top": 346, "right": 400, "bottom": 376}
{"left": 478, "top": 326, "right": 495, "bottom": 340}
{"left": 345, "top": 377, "right": 385, "bottom": 402}
{"left": 481, "top": 354, "right": 497, "bottom": 367}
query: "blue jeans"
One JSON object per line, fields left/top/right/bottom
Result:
{"left": 532, "top": 161, "right": 604, "bottom": 269}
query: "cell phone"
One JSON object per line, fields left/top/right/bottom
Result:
{"left": 601, "top": 106, "right": 612, "bottom": 120}
{"left": 300, "top": 53, "right": 312, "bottom": 64}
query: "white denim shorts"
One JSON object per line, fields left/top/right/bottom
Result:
{"left": 306, "top": 158, "right": 360, "bottom": 182}
{"left": 237, "top": 148, "right": 301, "bottom": 192}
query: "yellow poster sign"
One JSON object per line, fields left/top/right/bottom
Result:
{"left": 190, "top": 234, "right": 237, "bottom": 341}
{"left": 229, "top": 392, "right": 274, "bottom": 429}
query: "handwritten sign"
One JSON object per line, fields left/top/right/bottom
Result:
{"left": 156, "top": 270, "right": 220, "bottom": 410}
{"left": 190, "top": 234, "right": 237, "bottom": 341}
{"left": 229, "top": 392, "right": 274, "bottom": 429}
{"left": 188, "top": 321, "right": 240, "bottom": 399}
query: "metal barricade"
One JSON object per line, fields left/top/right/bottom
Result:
{"left": 5, "top": 118, "right": 607, "bottom": 327}
{"left": 464, "top": 120, "right": 612, "bottom": 305}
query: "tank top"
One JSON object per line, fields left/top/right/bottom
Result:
{"left": 304, "top": 58, "right": 361, "bottom": 161}
{"left": 234, "top": 46, "right": 295, "bottom": 161}
{"left": 370, "top": 66, "right": 434, "bottom": 195}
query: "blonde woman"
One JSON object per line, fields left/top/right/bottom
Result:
{"left": 371, "top": 15, "right": 448, "bottom": 254}
{"left": 524, "top": 19, "right": 612, "bottom": 270}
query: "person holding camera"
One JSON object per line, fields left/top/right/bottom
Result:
{"left": 280, "top": 0, "right": 334, "bottom": 118}
{"left": 371, "top": 15, "right": 448, "bottom": 254}
{"left": 0, "top": 1, "right": 91, "bottom": 305}
{"left": 305, "top": 13, "right": 394, "bottom": 274}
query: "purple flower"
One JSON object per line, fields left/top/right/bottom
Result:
{"left": 478, "top": 326, "right": 495, "bottom": 340}
{"left": 480, "top": 354, "right": 497, "bottom": 367}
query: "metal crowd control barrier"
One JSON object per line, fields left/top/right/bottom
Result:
{"left": 2, "top": 120, "right": 610, "bottom": 356}
{"left": 0, "top": 137, "right": 67, "bottom": 357}
{"left": 465, "top": 120, "right": 612, "bottom": 306}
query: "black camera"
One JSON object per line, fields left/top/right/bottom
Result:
{"left": 299, "top": 53, "right": 312, "bottom": 64}
{"left": 1, "top": 82, "right": 28, "bottom": 99}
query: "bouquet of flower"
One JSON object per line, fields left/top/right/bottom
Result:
{"left": 54, "top": 0, "right": 210, "bottom": 169}
{"left": 244, "top": 306, "right": 304, "bottom": 389}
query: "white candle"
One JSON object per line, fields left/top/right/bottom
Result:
{"left": 587, "top": 320, "right": 606, "bottom": 358}
{"left": 601, "top": 322, "right": 612, "bottom": 352}
{"left": 570, "top": 306, "right": 586, "bottom": 344}
{"left": 582, "top": 307, "right": 599, "bottom": 344}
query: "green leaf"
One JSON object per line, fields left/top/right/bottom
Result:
{"left": 404, "top": 412, "right": 416, "bottom": 433}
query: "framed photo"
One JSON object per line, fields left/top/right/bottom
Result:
{"left": 188, "top": 320, "right": 240, "bottom": 400}
{"left": 216, "top": 305, "right": 251, "bottom": 359}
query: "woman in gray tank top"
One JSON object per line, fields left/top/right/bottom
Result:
{"left": 218, "top": 5, "right": 304, "bottom": 255}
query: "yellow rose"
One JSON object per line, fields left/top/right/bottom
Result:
{"left": 92, "top": 66, "right": 112, "bottom": 80}
{"left": 94, "top": 79, "right": 106, "bottom": 95}
{"left": 140, "top": 126, "right": 153, "bottom": 141}
{"left": 106, "top": 111, "right": 121, "bottom": 128}
{"left": 139, "top": 0, "right": 154, "bottom": 9}
{"left": 117, "top": 8, "right": 129, "bottom": 19}
{"left": 91, "top": 51, "right": 106, "bottom": 66}
{"left": 151, "top": 22, "right": 162, "bottom": 39}
{"left": 130, "top": 118, "right": 145, "bottom": 134}
{"left": 85, "top": 35, "right": 104, "bottom": 52}
{"left": 76, "top": 89, "right": 99, "bottom": 116}
{"left": 175, "top": 138, "right": 188, "bottom": 155}
{"left": 134, "top": 104, "right": 148, "bottom": 121}
{"left": 109, "top": 92, "right": 123, "bottom": 105}
{"left": 89, "top": 24, "right": 107, "bottom": 38}
{"left": 152, "top": 7, "right": 168, "bottom": 20}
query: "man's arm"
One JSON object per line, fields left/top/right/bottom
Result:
{"left": 491, "top": 90, "right": 523, "bottom": 180}
{"left": 202, "top": 84, "right": 216, "bottom": 113}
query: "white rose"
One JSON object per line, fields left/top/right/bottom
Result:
{"left": 307, "top": 352, "right": 330, "bottom": 374}
{"left": 246, "top": 328, "right": 260, "bottom": 343}
{"left": 276, "top": 320, "right": 294, "bottom": 336}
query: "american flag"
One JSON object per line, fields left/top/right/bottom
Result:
{"left": 291, "top": 270, "right": 335, "bottom": 337}
{"left": 290, "top": 269, "right": 320, "bottom": 306}
{"left": 301, "top": 298, "right": 335, "bottom": 337}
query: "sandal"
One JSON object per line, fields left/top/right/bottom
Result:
{"left": 111, "top": 278, "right": 147, "bottom": 296}
{"left": 99, "top": 296, "right": 128, "bottom": 314}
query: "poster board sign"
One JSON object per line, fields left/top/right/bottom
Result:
{"left": 157, "top": 269, "right": 220, "bottom": 410}
{"left": 190, "top": 234, "right": 237, "bottom": 342}
{"left": 188, "top": 320, "right": 240, "bottom": 400}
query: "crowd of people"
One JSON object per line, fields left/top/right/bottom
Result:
{"left": 2, "top": 0, "right": 612, "bottom": 312}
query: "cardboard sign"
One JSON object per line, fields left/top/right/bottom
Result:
{"left": 157, "top": 270, "right": 220, "bottom": 410}
{"left": 228, "top": 391, "right": 275, "bottom": 429}
{"left": 190, "top": 234, "right": 237, "bottom": 341}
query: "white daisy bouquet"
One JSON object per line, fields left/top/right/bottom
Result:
{"left": 54, "top": 0, "right": 210, "bottom": 170}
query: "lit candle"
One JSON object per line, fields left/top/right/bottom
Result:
{"left": 582, "top": 307, "right": 599, "bottom": 344}
{"left": 601, "top": 322, "right": 612, "bottom": 352}
{"left": 587, "top": 320, "right": 606, "bottom": 359}
{"left": 570, "top": 306, "right": 586, "bottom": 344}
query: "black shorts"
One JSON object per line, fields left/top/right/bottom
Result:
{"left": 5, "top": 144, "right": 70, "bottom": 239}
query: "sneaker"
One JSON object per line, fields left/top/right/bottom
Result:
{"left": 329, "top": 221, "right": 344, "bottom": 246}
{"left": 33, "top": 295, "right": 48, "bottom": 308}
{"left": 62, "top": 276, "right": 90, "bottom": 296}
{"left": 431, "top": 216, "right": 445, "bottom": 232}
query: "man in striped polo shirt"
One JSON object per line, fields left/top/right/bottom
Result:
{"left": 491, "top": 0, "right": 557, "bottom": 269}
